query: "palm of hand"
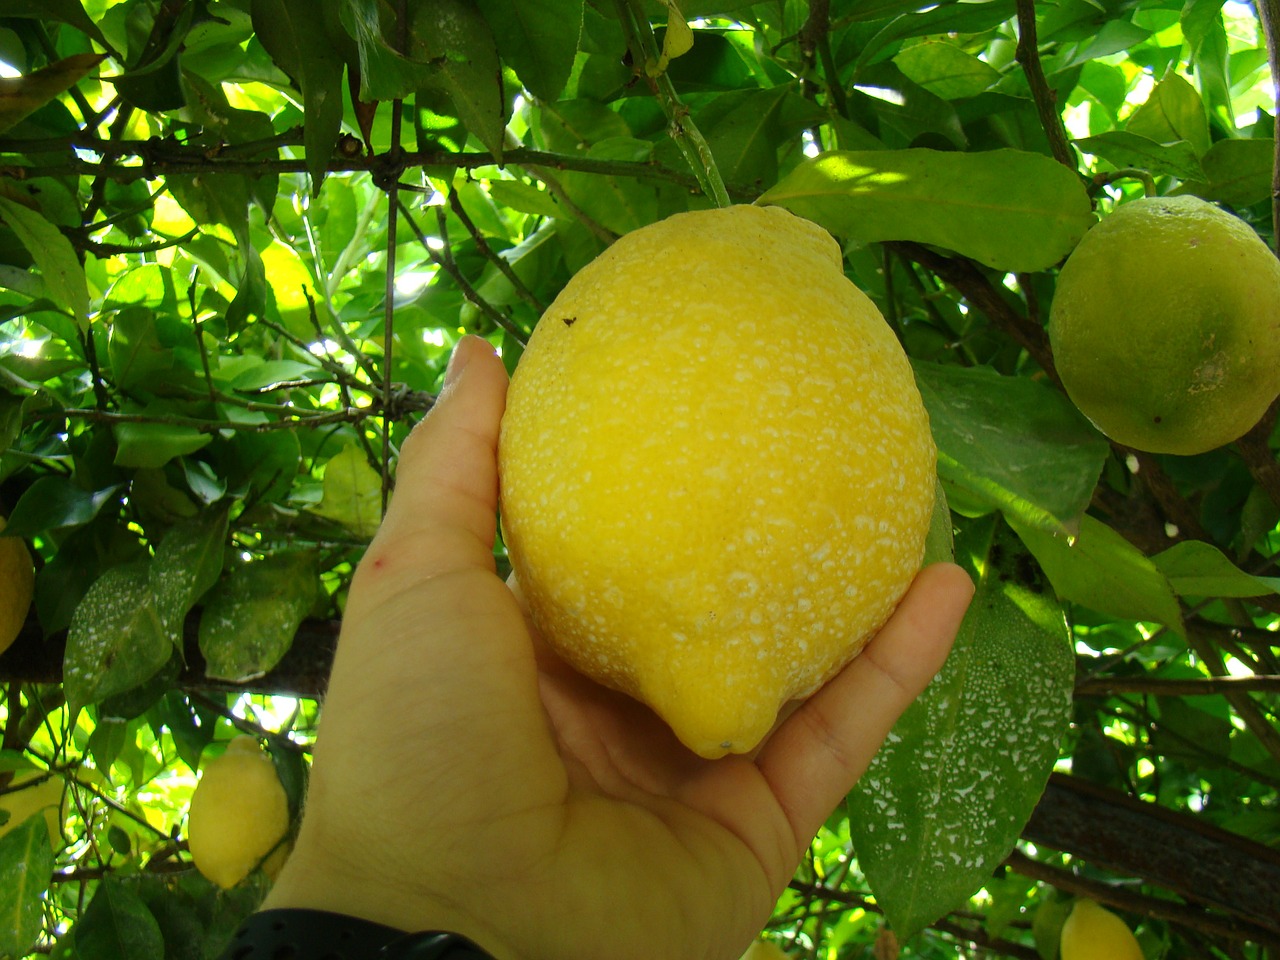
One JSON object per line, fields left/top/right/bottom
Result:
{"left": 265, "top": 339, "right": 972, "bottom": 960}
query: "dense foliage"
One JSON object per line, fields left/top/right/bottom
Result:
{"left": 0, "top": 0, "right": 1277, "bottom": 956}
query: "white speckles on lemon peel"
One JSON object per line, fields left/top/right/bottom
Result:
{"left": 498, "top": 204, "right": 936, "bottom": 759}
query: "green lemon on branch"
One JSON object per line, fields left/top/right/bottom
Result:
{"left": 1048, "top": 195, "right": 1280, "bottom": 455}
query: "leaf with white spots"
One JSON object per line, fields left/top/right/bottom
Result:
{"left": 64, "top": 561, "right": 171, "bottom": 713}
{"left": 848, "top": 515, "right": 1073, "bottom": 939}
{"left": 149, "top": 508, "right": 229, "bottom": 640}
{"left": 198, "top": 552, "right": 319, "bottom": 682}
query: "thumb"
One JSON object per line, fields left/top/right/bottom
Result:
{"left": 353, "top": 335, "right": 510, "bottom": 604}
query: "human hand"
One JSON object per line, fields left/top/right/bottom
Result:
{"left": 264, "top": 336, "right": 975, "bottom": 960}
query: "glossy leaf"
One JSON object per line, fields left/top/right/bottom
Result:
{"left": 1011, "top": 514, "right": 1185, "bottom": 636}
{"left": 1152, "top": 540, "right": 1280, "bottom": 598}
{"left": 1125, "top": 71, "right": 1211, "bottom": 157}
{"left": 849, "top": 517, "right": 1073, "bottom": 938}
{"left": 914, "top": 362, "right": 1109, "bottom": 534}
{"left": 3, "top": 476, "right": 122, "bottom": 539}
{"left": 1182, "top": 138, "right": 1275, "bottom": 207}
{"left": 893, "top": 40, "right": 1000, "bottom": 100}
{"left": 758, "top": 149, "right": 1094, "bottom": 272}
{"left": 1074, "top": 131, "right": 1205, "bottom": 182}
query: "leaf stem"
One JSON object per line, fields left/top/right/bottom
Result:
{"left": 616, "top": 0, "right": 731, "bottom": 208}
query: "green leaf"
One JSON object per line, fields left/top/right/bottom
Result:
{"left": 893, "top": 40, "right": 1000, "bottom": 100}
{"left": 923, "top": 479, "right": 955, "bottom": 564}
{"left": 107, "top": 306, "right": 175, "bottom": 392}
{"left": 198, "top": 552, "right": 318, "bottom": 682}
{"left": 251, "top": 0, "right": 347, "bottom": 192}
{"left": 849, "top": 517, "right": 1073, "bottom": 938}
{"left": 149, "top": 509, "right": 230, "bottom": 638}
{"left": 0, "top": 0, "right": 111, "bottom": 52}
{"left": 75, "top": 879, "right": 165, "bottom": 960}
{"left": 0, "top": 193, "right": 90, "bottom": 323}
{"left": 1009, "top": 514, "right": 1185, "bottom": 635}
{"left": 913, "top": 362, "right": 1109, "bottom": 534}
{"left": 113, "top": 418, "right": 213, "bottom": 469}
{"left": 475, "top": 0, "right": 584, "bottom": 101}
{"left": 757, "top": 149, "right": 1095, "bottom": 272}
{"left": 1181, "top": 138, "right": 1275, "bottom": 207}
{"left": 1182, "top": 0, "right": 1234, "bottom": 130}
{"left": 65, "top": 561, "right": 172, "bottom": 713}
{"left": 409, "top": 0, "right": 508, "bottom": 159}
{"left": 697, "top": 85, "right": 797, "bottom": 190}
{"left": 0, "top": 817, "right": 54, "bottom": 959}
{"left": 3, "top": 476, "right": 122, "bottom": 540}
{"left": 486, "top": 178, "right": 566, "bottom": 220}
{"left": 1074, "top": 131, "right": 1205, "bottom": 182}
{"left": 1125, "top": 70, "right": 1211, "bottom": 157}
{"left": 0, "top": 53, "right": 107, "bottom": 135}
{"left": 1152, "top": 540, "right": 1280, "bottom": 598}
{"left": 311, "top": 445, "right": 383, "bottom": 539}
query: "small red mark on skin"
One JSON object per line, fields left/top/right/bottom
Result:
{"left": 370, "top": 556, "right": 386, "bottom": 571}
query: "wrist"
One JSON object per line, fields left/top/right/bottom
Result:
{"left": 263, "top": 846, "right": 510, "bottom": 959}
{"left": 219, "top": 908, "right": 496, "bottom": 960}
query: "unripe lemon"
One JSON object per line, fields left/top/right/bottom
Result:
{"left": 0, "top": 515, "right": 35, "bottom": 656}
{"left": 1048, "top": 195, "right": 1280, "bottom": 455}
{"left": 0, "top": 769, "right": 64, "bottom": 848}
{"left": 739, "top": 939, "right": 789, "bottom": 960}
{"left": 1060, "top": 899, "right": 1143, "bottom": 960}
{"left": 499, "top": 204, "right": 936, "bottom": 758}
{"left": 187, "top": 736, "right": 289, "bottom": 888}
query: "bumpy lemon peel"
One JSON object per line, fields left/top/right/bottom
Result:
{"left": 499, "top": 204, "right": 936, "bottom": 758}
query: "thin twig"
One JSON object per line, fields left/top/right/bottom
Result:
{"left": 447, "top": 188, "right": 546, "bottom": 314}
{"left": 1013, "top": 0, "right": 1077, "bottom": 171}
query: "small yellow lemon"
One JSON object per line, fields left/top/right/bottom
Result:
{"left": 187, "top": 736, "right": 290, "bottom": 888}
{"left": 1060, "top": 899, "right": 1144, "bottom": 960}
{"left": 0, "top": 769, "right": 64, "bottom": 848}
{"left": 1048, "top": 195, "right": 1280, "bottom": 455}
{"left": 0, "top": 515, "right": 34, "bottom": 657}
{"left": 499, "top": 204, "right": 936, "bottom": 758}
{"left": 738, "top": 939, "right": 789, "bottom": 960}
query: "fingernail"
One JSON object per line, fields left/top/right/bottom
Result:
{"left": 443, "top": 337, "right": 473, "bottom": 388}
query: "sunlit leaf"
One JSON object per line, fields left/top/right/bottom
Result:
{"left": 1010, "top": 514, "right": 1185, "bottom": 635}
{"left": 311, "top": 445, "right": 383, "bottom": 539}
{"left": 1152, "top": 540, "right": 1280, "bottom": 597}
{"left": 150, "top": 509, "right": 230, "bottom": 638}
{"left": 0, "top": 192, "right": 90, "bottom": 323}
{"left": 1125, "top": 70, "right": 1211, "bottom": 157}
{"left": 0, "top": 53, "right": 106, "bottom": 135}
{"left": 758, "top": 149, "right": 1094, "bottom": 272}
{"left": 893, "top": 40, "right": 999, "bottom": 100}
{"left": 1074, "top": 131, "right": 1205, "bottom": 182}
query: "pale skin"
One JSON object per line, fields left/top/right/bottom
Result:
{"left": 265, "top": 335, "right": 976, "bottom": 959}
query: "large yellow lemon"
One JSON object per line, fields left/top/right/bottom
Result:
{"left": 1048, "top": 195, "right": 1280, "bottom": 455}
{"left": 0, "top": 514, "right": 34, "bottom": 657}
{"left": 1059, "top": 899, "right": 1143, "bottom": 960}
{"left": 498, "top": 204, "right": 936, "bottom": 758}
{"left": 0, "top": 769, "right": 64, "bottom": 848}
{"left": 187, "top": 736, "right": 290, "bottom": 888}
